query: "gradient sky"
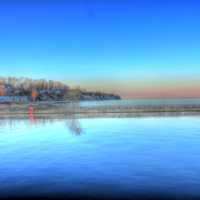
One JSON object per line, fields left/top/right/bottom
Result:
{"left": 0, "top": 0, "right": 200, "bottom": 98}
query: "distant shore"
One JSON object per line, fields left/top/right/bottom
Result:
{"left": 1, "top": 101, "right": 200, "bottom": 117}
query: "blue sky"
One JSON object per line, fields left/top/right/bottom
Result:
{"left": 0, "top": 1, "right": 200, "bottom": 97}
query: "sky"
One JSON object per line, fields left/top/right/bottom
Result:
{"left": 0, "top": 0, "right": 200, "bottom": 98}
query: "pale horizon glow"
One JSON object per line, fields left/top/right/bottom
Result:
{"left": 0, "top": 1, "right": 200, "bottom": 99}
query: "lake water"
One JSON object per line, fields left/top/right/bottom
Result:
{"left": 0, "top": 116, "right": 200, "bottom": 199}
{"left": 80, "top": 99, "right": 200, "bottom": 107}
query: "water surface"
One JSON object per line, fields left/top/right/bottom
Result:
{"left": 0, "top": 116, "right": 200, "bottom": 199}
{"left": 80, "top": 98, "right": 200, "bottom": 107}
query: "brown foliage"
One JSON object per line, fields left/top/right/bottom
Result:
{"left": 31, "top": 89, "right": 38, "bottom": 101}
{"left": 0, "top": 85, "right": 6, "bottom": 96}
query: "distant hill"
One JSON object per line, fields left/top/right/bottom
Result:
{"left": 0, "top": 77, "right": 121, "bottom": 102}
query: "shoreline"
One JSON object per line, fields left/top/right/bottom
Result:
{"left": 1, "top": 102, "right": 200, "bottom": 117}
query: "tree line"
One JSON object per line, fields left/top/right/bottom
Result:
{"left": 0, "top": 77, "right": 68, "bottom": 91}
{"left": 0, "top": 77, "right": 121, "bottom": 102}
{"left": 0, "top": 77, "right": 69, "bottom": 101}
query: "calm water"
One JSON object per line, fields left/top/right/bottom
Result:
{"left": 0, "top": 116, "right": 200, "bottom": 199}
{"left": 80, "top": 98, "right": 200, "bottom": 107}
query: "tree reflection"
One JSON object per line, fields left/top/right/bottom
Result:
{"left": 0, "top": 100, "right": 83, "bottom": 135}
{"left": 0, "top": 115, "right": 83, "bottom": 136}
{"left": 66, "top": 114, "right": 82, "bottom": 135}
{"left": 65, "top": 99, "right": 83, "bottom": 135}
{"left": 27, "top": 102, "right": 83, "bottom": 135}
{"left": 28, "top": 105, "right": 37, "bottom": 124}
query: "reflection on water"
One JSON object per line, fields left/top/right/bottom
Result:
{"left": 0, "top": 113, "right": 83, "bottom": 136}
{"left": 66, "top": 115, "right": 82, "bottom": 135}
{"left": 27, "top": 103, "right": 83, "bottom": 135}
{"left": 28, "top": 105, "right": 37, "bottom": 124}
{"left": 1, "top": 116, "right": 200, "bottom": 199}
